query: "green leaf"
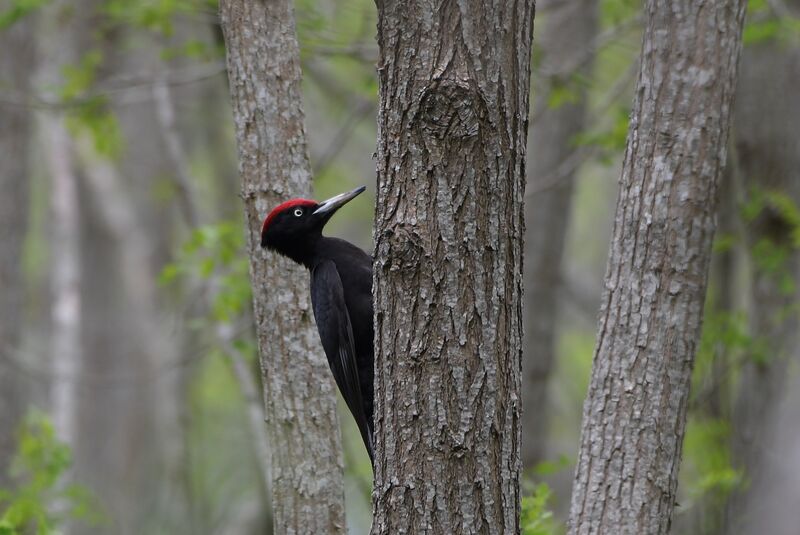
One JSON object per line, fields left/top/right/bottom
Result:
{"left": 712, "top": 233, "right": 738, "bottom": 253}
{"left": 532, "top": 455, "right": 571, "bottom": 477}
{"left": 521, "top": 483, "right": 562, "bottom": 535}
{"left": 547, "top": 81, "right": 579, "bottom": 110}
{"left": 0, "top": 411, "right": 101, "bottom": 534}
{"left": 0, "top": 0, "right": 50, "bottom": 29}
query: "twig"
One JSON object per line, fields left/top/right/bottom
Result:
{"left": 312, "top": 98, "right": 374, "bottom": 175}
{"left": 0, "top": 61, "right": 225, "bottom": 110}
{"left": 153, "top": 74, "right": 200, "bottom": 227}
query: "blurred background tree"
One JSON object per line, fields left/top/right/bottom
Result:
{"left": 0, "top": 0, "right": 798, "bottom": 533}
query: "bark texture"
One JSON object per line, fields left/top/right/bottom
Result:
{"left": 567, "top": 2, "right": 747, "bottom": 534}
{"left": 0, "top": 15, "right": 36, "bottom": 480}
{"left": 726, "top": 6, "right": 800, "bottom": 532}
{"left": 371, "top": 1, "right": 535, "bottom": 533}
{"left": 523, "top": 0, "right": 598, "bottom": 469}
{"left": 219, "top": 1, "right": 346, "bottom": 532}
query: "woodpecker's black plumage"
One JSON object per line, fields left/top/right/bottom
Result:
{"left": 260, "top": 186, "right": 374, "bottom": 464}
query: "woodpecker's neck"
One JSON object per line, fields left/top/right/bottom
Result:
{"left": 273, "top": 232, "right": 324, "bottom": 268}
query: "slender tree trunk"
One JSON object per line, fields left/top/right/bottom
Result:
{"left": 371, "top": 1, "right": 535, "bottom": 532}
{"left": 45, "top": 121, "right": 82, "bottom": 448}
{"left": 75, "top": 136, "right": 168, "bottom": 534}
{"left": 38, "top": 0, "right": 97, "bottom": 459}
{"left": 219, "top": 1, "right": 346, "bottom": 532}
{"left": 107, "top": 41, "right": 198, "bottom": 530}
{"left": 523, "top": 0, "right": 598, "bottom": 469}
{"left": 0, "top": 15, "right": 36, "bottom": 481}
{"left": 567, "top": 2, "right": 746, "bottom": 534}
{"left": 725, "top": 6, "right": 800, "bottom": 531}
{"left": 154, "top": 71, "right": 273, "bottom": 508}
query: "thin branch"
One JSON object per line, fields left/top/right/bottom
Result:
{"left": 153, "top": 74, "right": 200, "bottom": 227}
{"left": 0, "top": 61, "right": 225, "bottom": 110}
{"left": 527, "top": 58, "right": 639, "bottom": 197}
{"left": 312, "top": 98, "right": 374, "bottom": 175}
{"left": 218, "top": 328, "right": 271, "bottom": 499}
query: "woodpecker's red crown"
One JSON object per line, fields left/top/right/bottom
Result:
{"left": 261, "top": 198, "right": 317, "bottom": 237}
{"left": 260, "top": 186, "right": 366, "bottom": 261}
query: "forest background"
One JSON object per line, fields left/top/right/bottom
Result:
{"left": 0, "top": 0, "right": 799, "bottom": 533}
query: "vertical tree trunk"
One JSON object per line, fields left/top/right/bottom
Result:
{"left": 371, "top": 1, "right": 534, "bottom": 532}
{"left": 38, "top": 0, "right": 97, "bottom": 459}
{"left": 75, "top": 137, "right": 170, "bottom": 534}
{"left": 725, "top": 5, "right": 800, "bottom": 531}
{"left": 567, "top": 2, "right": 746, "bottom": 534}
{"left": 218, "top": 1, "right": 346, "bottom": 532}
{"left": 0, "top": 15, "right": 36, "bottom": 481}
{"left": 45, "top": 121, "right": 82, "bottom": 449}
{"left": 523, "top": 0, "right": 598, "bottom": 469}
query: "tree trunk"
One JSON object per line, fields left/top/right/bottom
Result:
{"left": 75, "top": 135, "right": 168, "bottom": 534}
{"left": 218, "top": 1, "right": 346, "bottom": 532}
{"left": 567, "top": 2, "right": 746, "bottom": 534}
{"left": 725, "top": 4, "right": 800, "bottom": 531}
{"left": 371, "top": 1, "right": 535, "bottom": 533}
{"left": 0, "top": 15, "right": 36, "bottom": 481}
{"left": 523, "top": 0, "right": 598, "bottom": 470}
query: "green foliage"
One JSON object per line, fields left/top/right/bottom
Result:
{"left": 521, "top": 483, "right": 562, "bottom": 535}
{"left": 694, "top": 310, "right": 763, "bottom": 383}
{"left": 0, "top": 0, "right": 49, "bottom": 29}
{"left": 104, "top": 0, "right": 216, "bottom": 37}
{"left": 599, "top": 0, "right": 640, "bottom": 27}
{"left": 59, "top": 51, "right": 124, "bottom": 158}
{"left": 681, "top": 418, "right": 743, "bottom": 506}
{"left": 741, "top": 188, "right": 800, "bottom": 295}
{"left": 161, "top": 39, "right": 221, "bottom": 62}
{"left": 572, "top": 105, "right": 630, "bottom": 160}
{"left": 297, "top": 0, "right": 378, "bottom": 101}
{"left": 711, "top": 232, "right": 738, "bottom": 253}
{"left": 743, "top": 0, "right": 800, "bottom": 45}
{"left": 0, "top": 412, "right": 102, "bottom": 534}
{"left": 184, "top": 352, "right": 265, "bottom": 529}
{"left": 160, "top": 222, "right": 251, "bottom": 324}
{"left": 546, "top": 78, "right": 581, "bottom": 110}
{"left": 531, "top": 455, "right": 571, "bottom": 478}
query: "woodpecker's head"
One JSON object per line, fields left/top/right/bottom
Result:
{"left": 260, "top": 185, "right": 366, "bottom": 263}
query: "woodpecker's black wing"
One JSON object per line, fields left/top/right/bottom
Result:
{"left": 310, "top": 260, "right": 374, "bottom": 464}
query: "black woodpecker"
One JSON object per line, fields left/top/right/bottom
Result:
{"left": 260, "top": 186, "right": 374, "bottom": 465}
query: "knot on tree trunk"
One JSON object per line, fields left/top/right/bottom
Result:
{"left": 380, "top": 224, "right": 425, "bottom": 274}
{"left": 417, "top": 80, "right": 484, "bottom": 142}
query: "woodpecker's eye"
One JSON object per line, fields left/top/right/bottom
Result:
{"left": 293, "top": 208, "right": 303, "bottom": 217}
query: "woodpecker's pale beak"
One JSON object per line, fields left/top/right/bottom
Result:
{"left": 313, "top": 186, "right": 366, "bottom": 215}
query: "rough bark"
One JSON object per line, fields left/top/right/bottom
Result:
{"left": 725, "top": 7, "right": 800, "bottom": 532}
{"left": 567, "top": 2, "right": 747, "bottom": 534}
{"left": 523, "top": 0, "right": 598, "bottom": 469}
{"left": 371, "top": 1, "right": 535, "bottom": 533}
{"left": 219, "top": 1, "right": 346, "bottom": 532}
{"left": 0, "top": 15, "right": 36, "bottom": 481}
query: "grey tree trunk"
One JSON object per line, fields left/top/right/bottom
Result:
{"left": 87, "top": 29, "right": 196, "bottom": 530}
{"left": 567, "top": 2, "right": 747, "bottom": 534}
{"left": 75, "top": 136, "right": 168, "bottom": 534}
{"left": 38, "top": 0, "right": 84, "bottom": 446}
{"left": 0, "top": 15, "right": 36, "bottom": 481}
{"left": 725, "top": 6, "right": 800, "bottom": 531}
{"left": 371, "top": 1, "right": 535, "bottom": 533}
{"left": 523, "top": 0, "right": 598, "bottom": 469}
{"left": 218, "top": 0, "right": 346, "bottom": 532}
